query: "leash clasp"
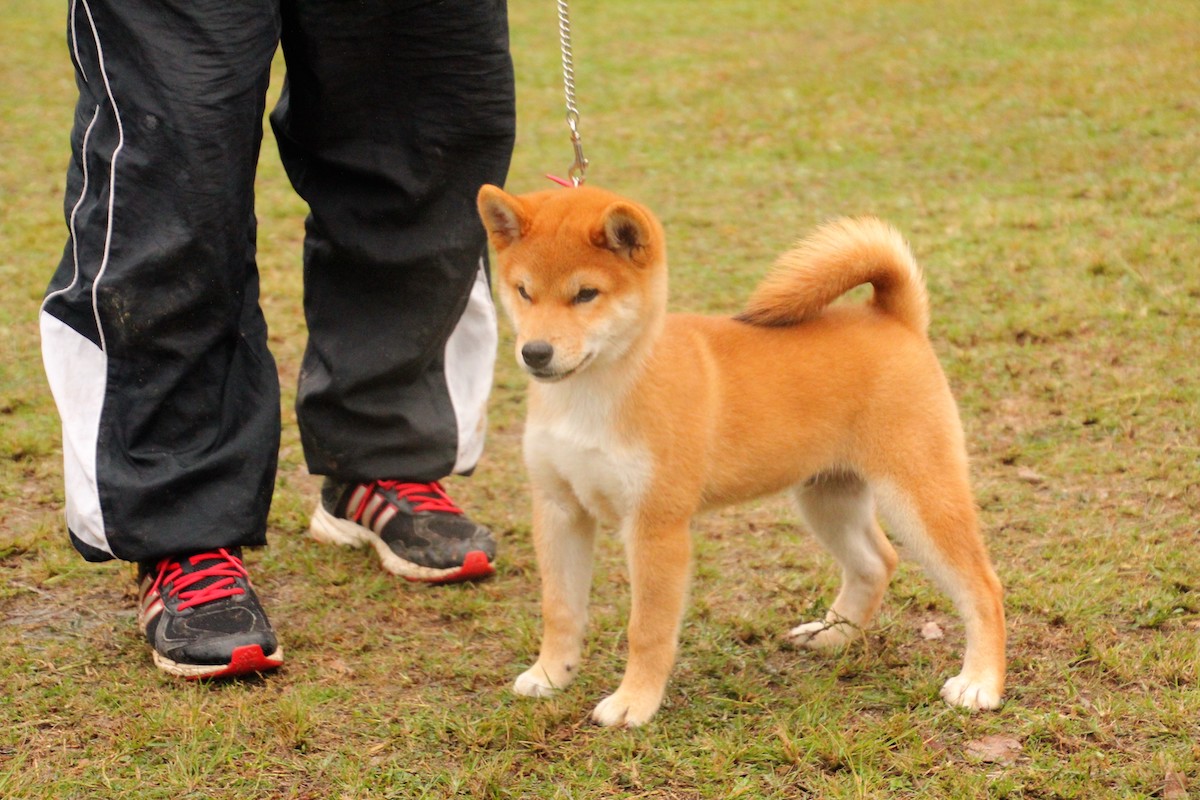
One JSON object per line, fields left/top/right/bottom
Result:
{"left": 566, "top": 112, "right": 588, "bottom": 186}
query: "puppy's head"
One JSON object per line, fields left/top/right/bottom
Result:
{"left": 477, "top": 185, "right": 667, "bottom": 382}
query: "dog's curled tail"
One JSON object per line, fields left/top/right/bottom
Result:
{"left": 738, "top": 216, "right": 929, "bottom": 334}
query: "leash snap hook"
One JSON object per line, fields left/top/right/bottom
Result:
{"left": 566, "top": 113, "right": 588, "bottom": 186}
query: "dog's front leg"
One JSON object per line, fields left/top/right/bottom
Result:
{"left": 592, "top": 516, "right": 692, "bottom": 728}
{"left": 514, "top": 492, "right": 597, "bottom": 698}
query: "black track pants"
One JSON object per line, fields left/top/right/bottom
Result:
{"left": 39, "top": 0, "right": 515, "bottom": 563}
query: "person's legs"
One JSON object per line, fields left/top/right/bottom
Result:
{"left": 272, "top": 0, "right": 516, "bottom": 581}
{"left": 41, "top": 0, "right": 284, "bottom": 676}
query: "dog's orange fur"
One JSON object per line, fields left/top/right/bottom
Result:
{"left": 478, "top": 184, "right": 1006, "bottom": 727}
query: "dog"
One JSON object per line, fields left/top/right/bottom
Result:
{"left": 477, "top": 184, "right": 1005, "bottom": 727}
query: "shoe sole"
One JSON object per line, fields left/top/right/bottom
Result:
{"left": 308, "top": 505, "right": 495, "bottom": 584}
{"left": 152, "top": 644, "right": 285, "bottom": 680}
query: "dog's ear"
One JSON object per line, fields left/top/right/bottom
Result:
{"left": 477, "top": 185, "right": 528, "bottom": 251}
{"left": 592, "top": 202, "right": 654, "bottom": 264}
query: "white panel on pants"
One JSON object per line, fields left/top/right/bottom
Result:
{"left": 443, "top": 260, "right": 498, "bottom": 475}
{"left": 40, "top": 311, "right": 112, "bottom": 557}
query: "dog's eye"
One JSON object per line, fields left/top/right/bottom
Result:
{"left": 573, "top": 287, "right": 600, "bottom": 304}
{"left": 516, "top": 284, "right": 531, "bottom": 301}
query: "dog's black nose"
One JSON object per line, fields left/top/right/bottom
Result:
{"left": 521, "top": 340, "right": 554, "bottom": 369}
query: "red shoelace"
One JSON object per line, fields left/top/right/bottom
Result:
{"left": 151, "top": 548, "right": 249, "bottom": 611}
{"left": 369, "top": 480, "right": 463, "bottom": 515}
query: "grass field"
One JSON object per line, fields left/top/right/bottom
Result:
{"left": 2, "top": 0, "right": 1198, "bottom": 797}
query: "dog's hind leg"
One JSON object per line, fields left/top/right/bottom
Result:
{"left": 788, "top": 473, "right": 898, "bottom": 650}
{"left": 514, "top": 492, "right": 597, "bottom": 698}
{"left": 591, "top": 515, "right": 692, "bottom": 728}
{"left": 871, "top": 466, "right": 1006, "bottom": 710}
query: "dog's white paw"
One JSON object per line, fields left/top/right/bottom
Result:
{"left": 940, "top": 673, "right": 1003, "bottom": 710}
{"left": 513, "top": 666, "right": 561, "bottom": 698}
{"left": 591, "top": 688, "right": 662, "bottom": 728}
{"left": 787, "top": 619, "right": 859, "bottom": 651}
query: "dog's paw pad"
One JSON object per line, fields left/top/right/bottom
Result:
{"left": 513, "top": 668, "right": 559, "bottom": 698}
{"left": 940, "top": 674, "right": 1003, "bottom": 710}
{"left": 787, "top": 620, "right": 857, "bottom": 651}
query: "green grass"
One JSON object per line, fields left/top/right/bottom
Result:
{"left": 3, "top": 0, "right": 1199, "bottom": 797}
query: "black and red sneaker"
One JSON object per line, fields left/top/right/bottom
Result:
{"left": 137, "top": 547, "right": 284, "bottom": 679}
{"left": 309, "top": 479, "right": 496, "bottom": 583}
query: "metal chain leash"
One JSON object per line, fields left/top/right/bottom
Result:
{"left": 557, "top": 0, "right": 588, "bottom": 185}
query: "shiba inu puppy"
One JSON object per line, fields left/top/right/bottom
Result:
{"left": 477, "top": 184, "right": 1005, "bottom": 728}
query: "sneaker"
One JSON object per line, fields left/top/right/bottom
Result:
{"left": 309, "top": 479, "right": 496, "bottom": 583}
{"left": 137, "top": 547, "right": 284, "bottom": 679}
